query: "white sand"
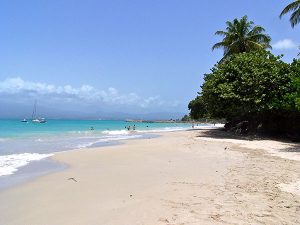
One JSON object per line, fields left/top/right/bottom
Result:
{"left": 0, "top": 130, "right": 299, "bottom": 225}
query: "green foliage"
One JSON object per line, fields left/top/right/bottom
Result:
{"left": 181, "top": 114, "right": 191, "bottom": 122}
{"left": 212, "top": 16, "right": 271, "bottom": 59}
{"left": 280, "top": 0, "right": 300, "bottom": 28}
{"left": 285, "top": 59, "right": 300, "bottom": 110}
{"left": 189, "top": 15, "right": 300, "bottom": 136}
{"left": 190, "top": 50, "right": 298, "bottom": 121}
{"left": 188, "top": 96, "right": 207, "bottom": 120}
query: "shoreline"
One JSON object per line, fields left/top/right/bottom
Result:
{"left": 0, "top": 129, "right": 299, "bottom": 224}
{"left": 0, "top": 158, "right": 66, "bottom": 191}
{"left": 0, "top": 125, "right": 221, "bottom": 189}
{"left": 0, "top": 132, "right": 160, "bottom": 190}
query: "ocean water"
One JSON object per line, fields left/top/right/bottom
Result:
{"left": 0, "top": 119, "right": 193, "bottom": 177}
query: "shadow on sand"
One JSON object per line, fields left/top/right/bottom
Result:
{"left": 192, "top": 128, "right": 258, "bottom": 141}
{"left": 282, "top": 146, "right": 300, "bottom": 153}
{"left": 191, "top": 128, "right": 300, "bottom": 153}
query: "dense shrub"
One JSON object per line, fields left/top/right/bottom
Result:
{"left": 189, "top": 50, "right": 300, "bottom": 137}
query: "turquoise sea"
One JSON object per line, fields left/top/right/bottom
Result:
{"left": 0, "top": 119, "right": 191, "bottom": 138}
{"left": 0, "top": 119, "right": 193, "bottom": 178}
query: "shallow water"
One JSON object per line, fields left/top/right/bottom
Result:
{"left": 0, "top": 158, "right": 66, "bottom": 190}
{"left": 0, "top": 119, "right": 195, "bottom": 177}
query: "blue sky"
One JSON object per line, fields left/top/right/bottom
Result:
{"left": 0, "top": 0, "right": 299, "bottom": 119}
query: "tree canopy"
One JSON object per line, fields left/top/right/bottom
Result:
{"left": 189, "top": 50, "right": 300, "bottom": 135}
{"left": 212, "top": 16, "right": 271, "bottom": 59}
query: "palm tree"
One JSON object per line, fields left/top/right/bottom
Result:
{"left": 280, "top": 0, "right": 300, "bottom": 28}
{"left": 212, "top": 16, "right": 272, "bottom": 58}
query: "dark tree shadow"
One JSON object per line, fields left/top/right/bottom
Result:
{"left": 280, "top": 146, "right": 300, "bottom": 153}
{"left": 192, "top": 128, "right": 259, "bottom": 141}
{"left": 192, "top": 128, "right": 300, "bottom": 153}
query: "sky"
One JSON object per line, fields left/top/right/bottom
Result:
{"left": 0, "top": 0, "right": 299, "bottom": 119}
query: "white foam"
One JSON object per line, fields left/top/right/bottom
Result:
{"left": 75, "top": 134, "right": 142, "bottom": 149}
{"left": 136, "top": 126, "right": 190, "bottom": 134}
{"left": 0, "top": 138, "right": 8, "bottom": 142}
{"left": 0, "top": 153, "right": 53, "bottom": 176}
{"left": 102, "top": 130, "right": 130, "bottom": 135}
{"left": 97, "top": 134, "right": 142, "bottom": 142}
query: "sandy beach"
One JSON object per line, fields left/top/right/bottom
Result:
{"left": 0, "top": 129, "right": 300, "bottom": 225}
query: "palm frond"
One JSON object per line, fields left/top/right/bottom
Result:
{"left": 249, "top": 26, "right": 265, "bottom": 34}
{"left": 212, "top": 16, "right": 271, "bottom": 57}
{"left": 264, "top": 43, "right": 272, "bottom": 50}
{"left": 212, "top": 42, "right": 226, "bottom": 51}
{"left": 290, "top": 8, "right": 300, "bottom": 27}
{"left": 246, "top": 41, "right": 265, "bottom": 50}
{"left": 280, "top": 0, "right": 300, "bottom": 18}
{"left": 248, "top": 34, "right": 271, "bottom": 44}
{"left": 215, "top": 31, "right": 228, "bottom": 36}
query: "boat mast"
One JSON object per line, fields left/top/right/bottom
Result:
{"left": 32, "top": 100, "right": 37, "bottom": 120}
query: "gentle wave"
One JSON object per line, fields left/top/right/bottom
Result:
{"left": 0, "top": 153, "right": 53, "bottom": 176}
{"left": 75, "top": 134, "right": 142, "bottom": 148}
{"left": 0, "top": 125, "right": 196, "bottom": 177}
{"left": 0, "top": 138, "right": 8, "bottom": 142}
{"left": 101, "top": 130, "right": 130, "bottom": 135}
{"left": 136, "top": 126, "right": 190, "bottom": 133}
{"left": 101, "top": 127, "right": 190, "bottom": 135}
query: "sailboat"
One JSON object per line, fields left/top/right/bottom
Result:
{"left": 32, "top": 100, "right": 47, "bottom": 123}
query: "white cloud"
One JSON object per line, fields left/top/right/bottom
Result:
{"left": 140, "top": 96, "right": 163, "bottom": 108}
{"left": 272, "top": 39, "right": 298, "bottom": 50}
{"left": 0, "top": 77, "right": 178, "bottom": 109}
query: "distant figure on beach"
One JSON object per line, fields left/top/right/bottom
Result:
{"left": 192, "top": 123, "right": 194, "bottom": 129}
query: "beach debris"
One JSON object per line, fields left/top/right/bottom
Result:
{"left": 210, "top": 214, "right": 222, "bottom": 221}
{"left": 224, "top": 146, "right": 228, "bottom": 150}
{"left": 130, "top": 194, "right": 133, "bottom": 198}
{"left": 68, "top": 177, "right": 78, "bottom": 182}
{"left": 158, "top": 218, "right": 169, "bottom": 223}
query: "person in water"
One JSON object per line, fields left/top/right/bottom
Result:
{"left": 90, "top": 126, "right": 94, "bottom": 130}
{"left": 133, "top": 125, "right": 136, "bottom": 130}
